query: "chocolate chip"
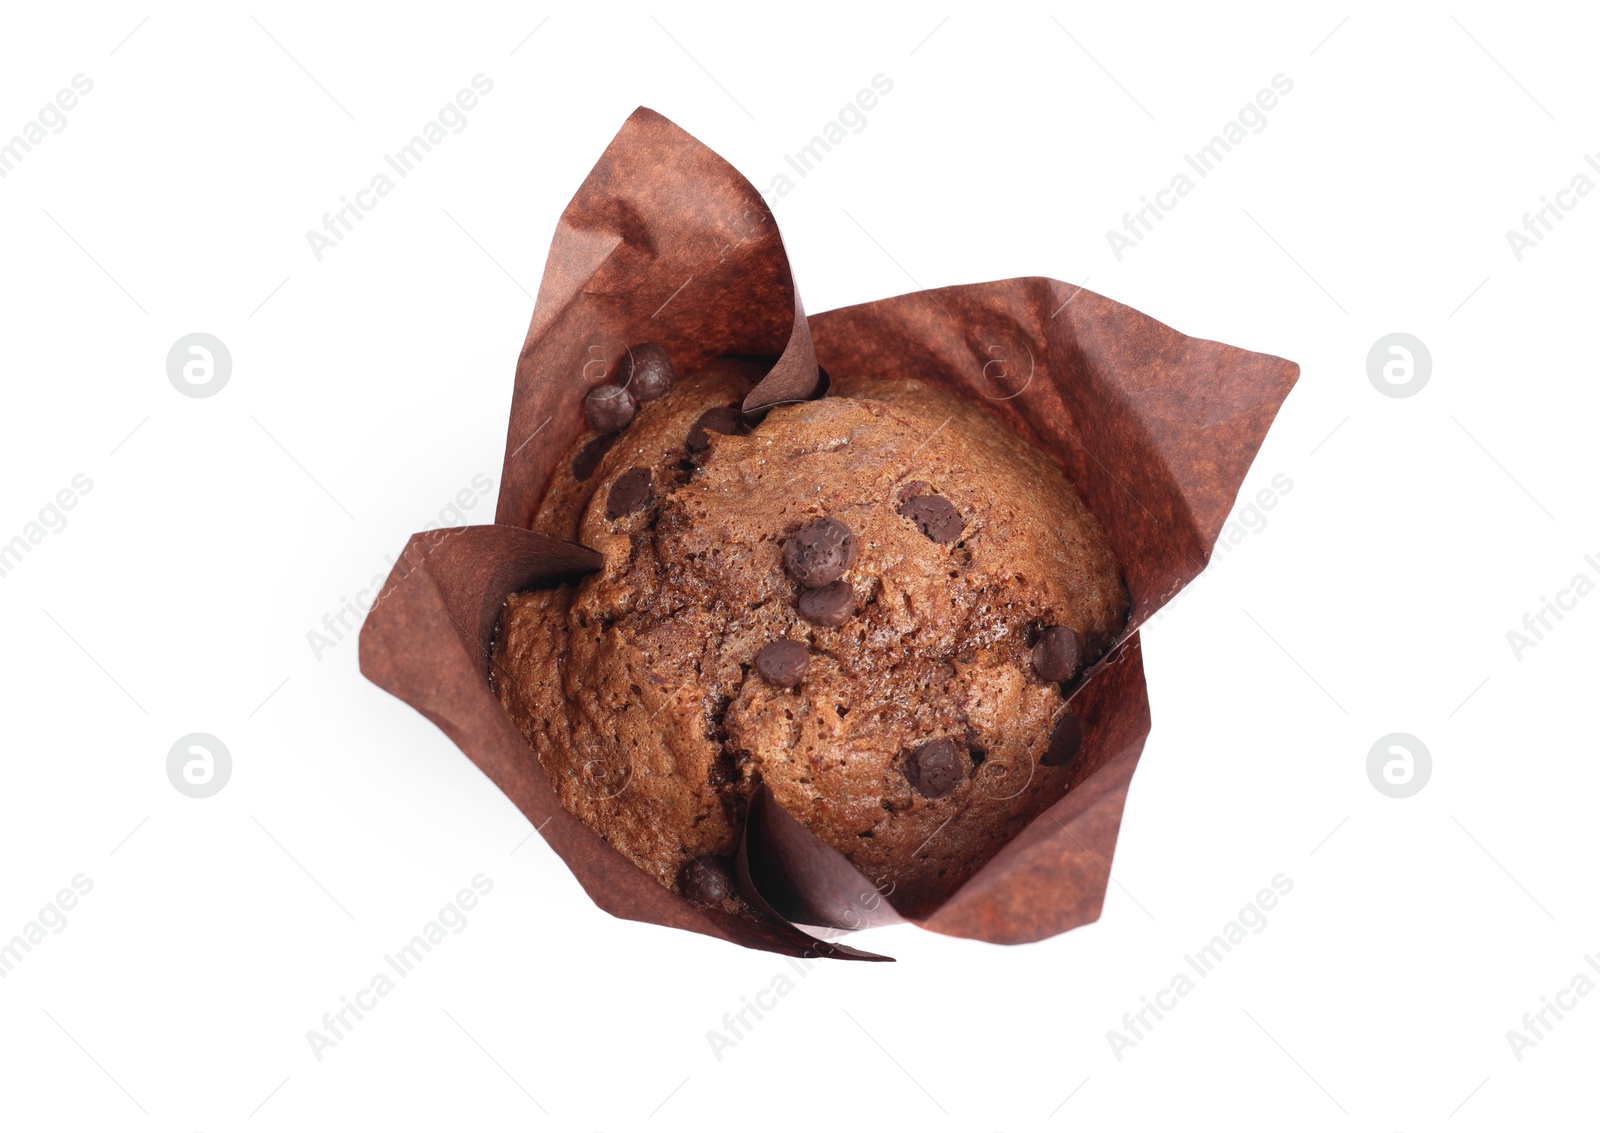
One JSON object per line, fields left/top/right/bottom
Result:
{"left": 898, "top": 494, "right": 964, "bottom": 543}
{"left": 584, "top": 383, "right": 636, "bottom": 433}
{"left": 798, "top": 580, "right": 854, "bottom": 627}
{"left": 571, "top": 434, "right": 617, "bottom": 481}
{"left": 615, "top": 342, "right": 675, "bottom": 403}
{"left": 606, "top": 467, "right": 653, "bottom": 519}
{"left": 1032, "top": 626, "right": 1083, "bottom": 682}
{"left": 1041, "top": 712, "right": 1082, "bottom": 767}
{"left": 680, "top": 856, "right": 735, "bottom": 904}
{"left": 783, "top": 517, "right": 857, "bottom": 587}
{"left": 755, "top": 639, "right": 809, "bottom": 688}
{"left": 686, "top": 404, "right": 748, "bottom": 453}
{"left": 905, "top": 738, "right": 965, "bottom": 798}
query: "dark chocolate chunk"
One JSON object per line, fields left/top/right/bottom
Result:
{"left": 1031, "top": 625, "right": 1084, "bottom": 682}
{"left": 755, "top": 639, "right": 809, "bottom": 688}
{"left": 783, "top": 517, "right": 857, "bottom": 588}
{"left": 905, "top": 738, "right": 965, "bottom": 799}
{"left": 898, "top": 494, "right": 965, "bottom": 543}
{"left": 798, "top": 580, "right": 854, "bottom": 627}
{"left": 680, "top": 856, "right": 735, "bottom": 904}
{"left": 605, "top": 467, "right": 653, "bottom": 519}
{"left": 571, "top": 433, "right": 617, "bottom": 481}
{"left": 686, "top": 404, "right": 748, "bottom": 453}
{"left": 615, "top": 342, "right": 675, "bottom": 403}
{"left": 584, "top": 383, "right": 636, "bottom": 433}
{"left": 1041, "top": 712, "right": 1082, "bottom": 767}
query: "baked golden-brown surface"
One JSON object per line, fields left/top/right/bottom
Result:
{"left": 492, "top": 358, "right": 1127, "bottom": 913}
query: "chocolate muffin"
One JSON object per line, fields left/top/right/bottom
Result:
{"left": 492, "top": 355, "right": 1127, "bottom": 915}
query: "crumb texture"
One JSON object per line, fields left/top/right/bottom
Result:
{"left": 493, "top": 359, "right": 1127, "bottom": 913}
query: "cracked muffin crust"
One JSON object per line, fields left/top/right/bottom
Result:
{"left": 492, "top": 356, "right": 1128, "bottom": 915}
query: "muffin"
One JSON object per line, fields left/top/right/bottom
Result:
{"left": 491, "top": 352, "right": 1127, "bottom": 916}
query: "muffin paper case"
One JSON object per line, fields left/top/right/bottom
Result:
{"left": 359, "top": 107, "right": 1298, "bottom": 960}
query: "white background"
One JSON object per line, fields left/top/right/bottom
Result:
{"left": 1, "top": 2, "right": 1595, "bottom": 1130}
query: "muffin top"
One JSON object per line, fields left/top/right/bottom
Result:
{"left": 493, "top": 357, "right": 1127, "bottom": 916}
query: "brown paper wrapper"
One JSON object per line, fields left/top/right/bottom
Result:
{"left": 359, "top": 108, "right": 1297, "bottom": 958}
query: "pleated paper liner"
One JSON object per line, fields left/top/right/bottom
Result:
{"left": 360, "top": 108, "right": 1297, "bottom": 959}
